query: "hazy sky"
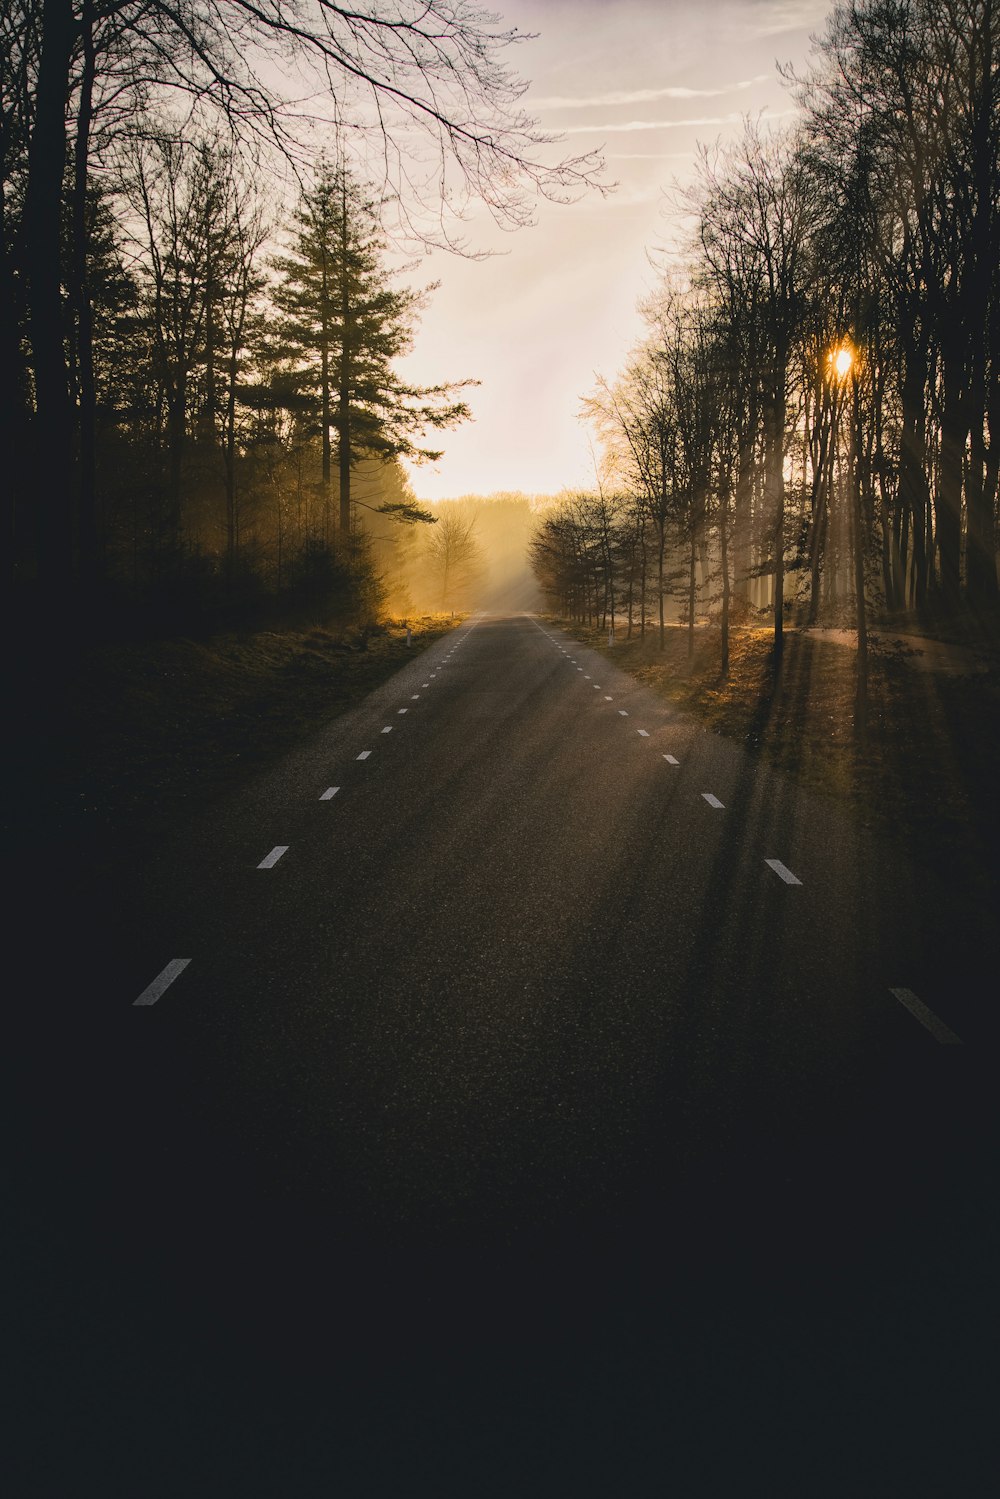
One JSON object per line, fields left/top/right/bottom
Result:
{"left": 397, "top": 0, "right": 831, "bottom": 500}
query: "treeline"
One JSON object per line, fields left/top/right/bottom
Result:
{"left": 1, "top": 1, "right": 600, "bottom": 637}
{"left": 369, "top": 491, "right": 543, "bottom": 617}
{"left": 534, "top": 0, "right": 1000, "bottom": 698}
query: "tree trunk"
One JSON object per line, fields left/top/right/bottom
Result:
{"left": 23, "top": 0, "right": 76, "bottom": 597}
{"left": 70, "top": 0, "right": 98, "bottom": 583}
{"left": 657, "top": 518, "right": 665, "bottom": 650}
{"left": 720, "top": 489, "right": 730, "bottom": 676}
{"left": 850, "top": 374, "right": 868, "bottom": 741}
{"left": 936, "top": 357, "right": 966, "bottom": 612}
{"left": 764, "top": 393, "right": 785, "bottom": 660}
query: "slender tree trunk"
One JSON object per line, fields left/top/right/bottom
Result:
{"left": 70, "top": 0, "right": 98, "bottom": 584}
{"left": 657, "top": 516, "right": 665, "bottom": 650}
{"left": 23, "top": 0, "right": 76, "bottom": 597}
{"left": 733, "top": 428, "right": 754, "bottom": 605}
{"left": 764, "top": 393, "right": 785, "bottom": 660}
{"left": 720, "top": 489, "right": 731, "bottom": 676}
{"left": 850, "top": 373, "right": 868, "bottom": 741}
{"left": 687, "top": 528, "right": 696, "bottom": 659}
{"left": 936, "top": 345, "right": 966, "bottom": 611}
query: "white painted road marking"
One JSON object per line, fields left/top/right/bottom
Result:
{"left": 422, "top": 682, "right": 429, "bottom": 687}
{"left": 319, "top": 787, "right": 340, "bottom": 800}
{"left": 381, "top": 726, "right": 393, "bottom": 733}
{"left": 593, "top": 684, "right": 600, "bottom": 689}
{"left": 765, "top": 859, "right": 802, "bottom": 885}
{"left": 411, "top": 694, "right": 420, "bottom": 699}
{"left": 258, "top": 846, "right": 288, "bottom": 869}
{"left": 663, "top": 755, "right": 679, "bottom": 765}
{"left": 605, "top": 696, "right": 613, "bottom": 701}
{"left": 397, "top": 708, "right": 408, "bottom": 714}
{"left": 890, "top": 988, "right": 963, "bottom": 1045}
{"left": 133, "top": 959, "right": 190, "bottom": 1008}
{"left": 702, "top": 793, "right": 724, "bottom": 809}
{"left": 357, "top": 751, "right": 371, "bottom": 760}
{"left": 618, "top": 710, "right": 629, "bottom": 717}
{"left": 637, "top": 729, "right": 649, "bottom": 737}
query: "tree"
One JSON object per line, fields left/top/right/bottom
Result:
{"left": 12, "top": 0, "right": 606, "bottom": 613}
{"left": 424, "top": 506, "right": 485, "bottom": 611}
{"left": 272, "top": 162, "right": 473, "bottom": 539}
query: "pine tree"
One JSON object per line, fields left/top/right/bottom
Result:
{"left": 272, "top": 162, "right": 472, "bottom": 538}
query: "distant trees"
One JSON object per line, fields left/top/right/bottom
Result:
{"left": 538, "top": 0, "right": 999, "bottom": 736}
{"left": 422, "top": 506, "right": 485, "bottom": 612}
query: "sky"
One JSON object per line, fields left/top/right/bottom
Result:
{"left": 395, "top": 0, "right": 832, "bottom": 501}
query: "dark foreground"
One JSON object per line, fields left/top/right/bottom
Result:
{"left": 12, "top": 615, "right": 997, "bottom": 1495}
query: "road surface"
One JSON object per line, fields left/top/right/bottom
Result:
{"left": 13, "top": 614, "right": 997, "bottom": 1495}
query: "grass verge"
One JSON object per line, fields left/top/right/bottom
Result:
{"left": 549, "top": 616, "right": 1000, "bottom": 909}
{"left": 10, "top": 616, "right": 459, "bottom": 858}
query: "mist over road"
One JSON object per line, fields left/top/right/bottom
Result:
{"left": 14, "top": 615, "right": 996, "bottom": 1496}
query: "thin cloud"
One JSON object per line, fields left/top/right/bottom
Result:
{"left": 531, "top": 76, "right": 770, "bottom": 111}
{"left": 750, "top": 0, "right": 830, "bottom": 36}
{"left": 607, "top": 153, "right": 694, "bottom": 161}
{"left": 560, "top": 115, "right": 743, "bottom": 135}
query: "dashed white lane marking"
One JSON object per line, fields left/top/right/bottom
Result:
{"left": 258, "top": 845, "right": 289, "bottom": 869}
{"left": 890, "top": 988, "right": 963, "bottom": 1045}
{"left": 765, "top": 859, "right": 801, "bottom": 885}
{"left": 133, "top": 958, "right": 190, "bottom": 1008}
{"left": 702, "top": 793, "right": 724, "bottom": 809}
{"left": 381, "top": 726, "right": 393, "bottom": 734}
{"left": 319, "top": 787, "right": 340, "bottom": 800}
{"left": 663, "top": 755, "right": 679, "bottom": 765}
{"left": 397, "top": 708, "right": 408, "bottom": 714}
{"left": 577, "top": 667, "right": 584, "bottom": 671}
{"left": 411, "top": 694, "right": 420, "bottom": 699}
{"left": 637, "top": 729, "right": 649, "bottom": 737}
{"left": 357, "top": 750, "right": 372, "bottom": 760}
{"left": 422, "top": 682, "right": 429, "bottom": 687}
{"left": 605, "top": 696, "right": 613, "bottom": 701}
{"left": 430, "top": 673, "right": 437, "bottom": 678}
{"left": 584, "top": 674, "right": 590, "bottom": 679}
{"left": 618, "top": 709, "right": 629, "bottom": 717}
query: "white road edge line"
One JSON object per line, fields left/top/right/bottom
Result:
{"left": 765, "top": 858, "right": 801, "bottom": 885}
{"left": 890, "top": 987, "right": 963, "bottom": 1045}
{"left": 702, "top": 793, "right": 724, "bottom": 808}
{"left": 319, "top": 787, "right": 340, "bottom": 800}
{"left": 133, "top": 958, "right": 190, "bottom": 1007}
{"left": 258, "top": 845, "right": 289, "bottom": 869}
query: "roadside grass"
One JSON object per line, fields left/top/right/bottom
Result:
{"left": 549, "top": 616, "right": 1000, "bottom": 905}
{"left": 11, "top": 615, "right": 459, "bottom": 856}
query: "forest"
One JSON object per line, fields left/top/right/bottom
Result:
{"left": 0, "top": 1, "right": 595, "bottom": 642}
{"left": 533, "top": 0, "right": 1000, "bottom": 731}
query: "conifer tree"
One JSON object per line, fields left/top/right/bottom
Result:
{"left": 272, "top": 163, "right": 472, "bottom": 537}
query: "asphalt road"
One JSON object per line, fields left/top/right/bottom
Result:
{"left": 13, "top": 614, "right": 998, "bottom": 1496}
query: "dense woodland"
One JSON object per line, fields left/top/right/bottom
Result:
{"left": 533, "top": 0, "right": 1000, "bottom": 726}
{"left": 1, "top": 1, "right": 598, "bottom": 638}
